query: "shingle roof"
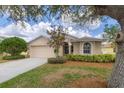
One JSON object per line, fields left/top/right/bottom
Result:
{"left": 28, "top": 34, "right": 104, "bottom": 44}
{"left": 72, "top": 36, "right": 104, "bottom": 42}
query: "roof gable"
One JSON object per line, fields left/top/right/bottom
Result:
{"left": 28, "top": 35, "right": 49, "bottom": 44}
{"left": 28, "top": 33, "right": 78, "bottom": 44}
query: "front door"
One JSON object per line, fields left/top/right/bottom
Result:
{"left": 63, "top": 42, "right": 69, "bottom": 55}
{"left": 63, "top": 42, "right": 73, "bottom": 55}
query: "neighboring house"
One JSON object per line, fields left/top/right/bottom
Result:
{"left": 101, "top": 42, "right": 114, "bottom": 54}
{"left": 28, "top": 34, "right": 103, "bottom": 58}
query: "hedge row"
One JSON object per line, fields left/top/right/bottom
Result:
{"left": 3, "top": 55, "right": 25, "bottom": 60}
{"left": 65, "top": 54, "right": 115, "bottom": 63}
{"left": 48, "top": 57, "right": 66, "bottom": 64}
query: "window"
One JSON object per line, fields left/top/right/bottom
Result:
{"left": 83, "top": 42, "right": 91, "bottom": 54}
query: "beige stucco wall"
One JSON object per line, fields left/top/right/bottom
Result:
{"left": 73, "top": 42, "right": 80, "bottom": 54}
{"left": 29, "top": 37, "right": 49, "bottom": 46}
{"left": 92, "top": 41, "right": 102, "bottom": 54}
{"left": 73, "top": 41, "right": 102, "bottom": 55}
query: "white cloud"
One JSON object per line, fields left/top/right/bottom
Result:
{"left": 67, "top": 27, "right": 92, "bottom": 38}
{"left": 0, "top": 19, "right": 101, "bottom": 42}
{"left": 86, "top": 19, "right": 101, "bottom": 30}
{"left": 95, "top": 33, "right": 104, "bottom": 39}
{"left": 0, "top": 21, "right": 51, "bottom": 42}
{"left": 62, "top": 14, "right": 101, "bottom": 30}
{"left": 68, "top": 30, "right": 77, "bottom": 35}
{"left": 68, "top": 27, "right": 73, "bottom": 31}
{"left": 79, "top": 31, "right": 92, "bottom": 37}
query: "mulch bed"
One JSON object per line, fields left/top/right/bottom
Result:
{"left": 64, "top": 61, "right": 113, "bottom": 69}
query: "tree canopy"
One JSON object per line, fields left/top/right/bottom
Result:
{"left": 103, "top": 24, "right": 120, "bottom": 42}
{"left": 0, "top": 6, "right": 119, "bottom": 25}
{"left": 0, "top": 37, "right": 27, "bottom": 56}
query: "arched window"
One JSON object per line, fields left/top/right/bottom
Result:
{"left": 83, "top": 42, "right": 91, "bottom": 54}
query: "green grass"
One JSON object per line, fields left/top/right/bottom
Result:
{"left": 64, "top": 73, "right": 81, "bottom": 79}
{"left": 0, "top": 55, "right": 3, "bottom": 60}
{"left": 0, "top": 63, "right": 112, "bottom": 88}
{"left": 81, "top": 66, "right": 111, "bottom": 79}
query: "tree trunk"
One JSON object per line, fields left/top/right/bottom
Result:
{"left": 56, "top": 47, "right": 59, "bottom": 58}
{"left": 54, "top": 45, "right": 60, "bottom": 58}
{"left": 96, "top": 6, "right": 124, "bottom": 87}
{"left": 108, "top": 31, "right": 124, "bottom": 87}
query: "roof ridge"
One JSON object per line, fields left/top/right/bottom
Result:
{"left": 80, "top": 36, "right": 102, "bottom": 39}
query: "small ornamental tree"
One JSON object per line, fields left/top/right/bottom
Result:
{"left": 47, "top": 26, "right": 66, "bottom": 58}
{"left": 0, "top": 37, "right": 27, "bottom": 56}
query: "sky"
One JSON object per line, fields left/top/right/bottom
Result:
{"left": 0, "top": 13, "right": 119, "bottom": 42}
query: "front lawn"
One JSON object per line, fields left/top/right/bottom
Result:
{"left": 0, "top": 61, "right": 113, "bottom": 88}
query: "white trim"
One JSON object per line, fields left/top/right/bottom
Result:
{"left": 91, "top": 42, "right": 93, "bottom": 54}
{"left": 30, "top": 45, "right": 48, "bottom": 47}
{"left": 79, "top": 42, "right": 82, "bottom": 54}
{"left": 68, "top": 41, "right": 72, "bottom": 54}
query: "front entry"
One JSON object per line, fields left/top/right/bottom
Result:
{"left": 63, "top": 42, "right": 69, "bottom": 54}
{"left": 63, "top": 42, "right": 73, "bottom": 55}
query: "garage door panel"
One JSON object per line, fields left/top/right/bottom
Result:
{"left": 30, "top": 46, "right": 55, "bottom": 58}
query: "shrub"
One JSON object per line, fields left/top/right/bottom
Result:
{"left": 48, "top": 57, "right": 66, "bottom": 64}
{"left": 3, "top": 55, "right": 25, "bottom": 60}
{"left": 65, "top": 54, "right": 115, "bottom": 63}
{"left": 0, "top": 37, "right": 27, "bottom": 56}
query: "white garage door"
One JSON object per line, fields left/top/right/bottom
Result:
{"left": 30, "top": 45, "right": 55, "bottom": 58}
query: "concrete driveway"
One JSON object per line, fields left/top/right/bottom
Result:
{"left": 0, "top": 58, "right": 47, "bottom": 84}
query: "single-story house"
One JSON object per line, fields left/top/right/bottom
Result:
{"left": 28, "top": 34, "right": 103, "bottom": 58}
